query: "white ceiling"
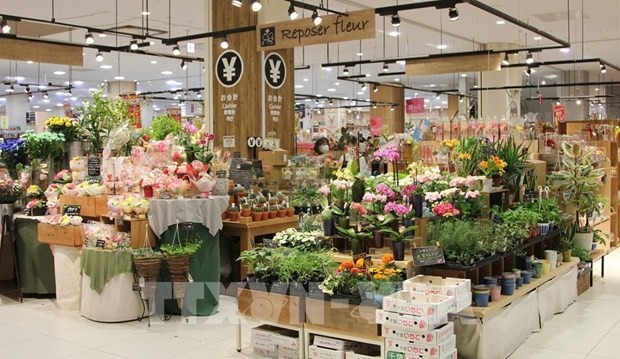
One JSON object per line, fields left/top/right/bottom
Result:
{"left": 0, "top": 0, "right": 618, "bottom": 113}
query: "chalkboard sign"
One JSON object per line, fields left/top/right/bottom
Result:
{"left": 95, "top": 239, "right": 105, "bottom": 248}
{"left": 63, "top": 204, "right": 81, "bottom": 217}
{"left": 253, "top": 160, "right": 264, "bottom": 179}
{"left": 411, "top": 246, "right": 446, "bottom": 267}
{"left": 85, "top": 175, "right": 102, "bottom": 184}
{"left": 87, "top": 157, "right": 101, "bottom": 177}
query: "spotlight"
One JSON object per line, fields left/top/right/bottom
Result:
{"left": 251, "top": 0, "right": 262, "bottom": 12}
{"left": 43, "top": 91, "right": 49, "bottom": 99}
{"left": 459, "top": 94, "right": 464, "bottom": 103}
{"left": 329, "top": 98, "right": 334, "bottom": 106}
{"left": 312, "top": 10, "right": 322, "bottom": 26}
{"left": 373, "top": 103, "right": 377, "bottom": 109}
{"left": 85, "top": 32, "right": 94, "bottom": 45}
{"left": 197, "top": 92, "right": 202, "bottom": 99}
{"left": 130, "top": 40, "right": 139, "bottom": 51}
{"left": 435, "top": 94, "right": 440, "bottom": 100}
{"left": 288, "top": 3, "right": 298, "bottom": 20}
{"left": 525, "top": 67, "right": 531, "bottom": 76}
{"left": 95, "top": 52, "right": 104, "bottom": 62}
{"left": 28, "top": 93, "right": 32, "bottom": 100}
{"left": 315, "top": 98, "right": 319, "bottom": 104}
{"left": 361, "top": 83, "right": 367, "bottom": 91}
{"left": 383, "top": 63, "right": 389, "bottom": 73}
{"left": 391, "top": 13, "right": 401, "bottom": 27}
{"left": 601, "top": 63, "right": 607, "bottom": 74}
{"left": 172, "top": 45, "right": 180, "bottom": 56}
{"left": 24, "top": 86, "right": 30, "bottom": 94}
{"left": 6, "top": 84, "right": 14, "bottom": 93}
{"left": 449, "top": 6, "right": 459, "bottom": 21}
{"left": 343, "top": 67, "right": 349, "bottom": 76}
{"left": 526, "top": 52, "right": 534, "bottom": 64}
{"left": 576, "top": 99, "right": 582, "bottom": 105}
{"left": 373, "top": 84, "right": 379, "bottom": 93}
{"left": 502, "top": 53, "right": 510, "bottom": 66}
{"left": 232, "top": 0, "right": 242, "bottom": 7}
{"left": 220, "top": 37, "right": 229, "bottom": 49}
{"left": 1, "top": 19, "right": 10, "bottom": 34}
{"left": 181, "top": 60, "right": 187, "bottom": 70}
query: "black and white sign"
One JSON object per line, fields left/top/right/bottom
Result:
{"left": 247, "top": 137, "right": 256, "bottom": 148}
{"left": 255, "top": 137, "right": 263, "bottom": 148}
{"left": 87, "top": 157, "right": 101, "bottom": 177}
{"left": 260, "top": 27, "right": 276, "bottom": 48}
{"left": 63, "top": 204, "right": 81, "bottom": 217}
{"left": 264, "top": 52, "right": 286, "bottom": 89}
{"left": 216, "top": 50, "right": 244, "bottom": 88}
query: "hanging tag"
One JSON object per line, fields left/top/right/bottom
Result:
{"left": 188, "top": 274, "right": 194, "bottom": 283}
{"left": 139, "top": 276, "right": 145, "bottom": 288}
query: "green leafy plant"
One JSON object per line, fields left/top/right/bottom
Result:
{"left": 379, "top": 223, "right": 417, "bottom": 242}
{"left": 20, "top": 131, "right": 65, "bottom": 160}
{"left": 494, "top": 136, "right": 528, "bottom": 195}
{"left": 593, "top": 228, "right": 607, "bottom": 246}
{"left": 428, "top": 220, "right": 486, "bottom": 265}
{"left": 160, "top": 241, "right": 201, "bottom": 256}
{"left": 321, "top": 207, "right": 333, "bottom": 221}
{"left": 572, "top": 246, "right": 591, "bottom": 263}
{"left": 149, "top": 115, "right": 182, "bottom": 140}
{"left": 132, "top": 248, "right": 163, "bottom": 258}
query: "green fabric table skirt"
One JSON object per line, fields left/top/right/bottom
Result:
{"left": 155, "top": 223, "right": 220, "bottom": 316}
{"left": 80, "top": 248, "right": 134, "bottom": 294}
{"left": 15, "top": 217, "right": 56, "bottom": 295}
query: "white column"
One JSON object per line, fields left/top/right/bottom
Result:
{"left": 6, "top": 94, "right": 29, "bottom": 129}
{"left": 479, "top": 44, "right": 521, "bottom": 119}
{"left": 106, "top": 81, "right": 136, "bottom": 98}
{"left": 204, "top": 0, "right": 214, "bottom": 132}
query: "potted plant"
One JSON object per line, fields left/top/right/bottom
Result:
{"left": 494, "top": 137, "right": 528, "bottom": 198}
{"left": 228, "top": 205, "right": 240, "bottom": 221}
{"left": 277, "top": 205, "right": 287, "bottom": 218}
{"left": 548, "top": 143, "right": 604, "bottom": 250}
{"left": 252, "top": 207, "right": 264, "bottom": 222}
{"left": 285, "top": 203, "right": 295, "bottom": 217}
{"left": 241, "top": 203, "right": 252, "bottom": 217}
{"left": 336, "top": 226, "right": 371, "bottom": 256}
{"left": 132, "top": 248, "right": 163, "bottom": 301}
{"left": 268, "top": 205, "right": 278, "bottom": 219}
{"left": 478, "top": 155, "right": 507, "bottom": 189}
{"left": 379, "top": 222, "right": 417, "bottom": 261}
{"left": 321, "top": 207, "right": 334, "bottom": 236}
{"left": 362, "top": 213, "right": 396, "bottom": 249}
{"left": 26, "top": 199, "right": 47, "bottom": 216}
{"left": 160, "top": 240, "right": 201, "bottom": 308}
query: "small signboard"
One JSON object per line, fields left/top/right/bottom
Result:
{"left": 85, "top": 175, "right": 102, "bottom": 184}
{"left": 87, "top": 157, "right": 101, "bottom": 177}
{"left": 63, "top": 204, "right": 81, "bottom": 217}
{"left": 95, "top": 239, "right": 105, "bottom": 248}
{"left": 411, "top": 246, "right": 446, "bottom": 267}
{"left": 553, "top": 104, "right": 565, "bottom": 123}
{"left": 223, "top": 135, "right": 236, "bottom": 148}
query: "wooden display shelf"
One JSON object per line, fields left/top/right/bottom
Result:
{"left": 237, "top": 286, "right": 304, "bottom": 326}
{"left": 305, "top": 297, "right": 380, "bottom": 339}
{"left": 37, "top": 223, "right": 83, "bottom": 247}
{"left": 59, "top": 195, "right": 108, "bottom": 218}
{"left": 304, "top": 323, "right": 384, "bottom": 358}
{"left": 468, "top": 257, "right": 580, "bottom": 319}
{"left": 100, "top": 216, "right": 156, "bottom": 249}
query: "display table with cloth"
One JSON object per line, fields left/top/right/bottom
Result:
{"left": 14, "top": 215, "right": 55, "bottom": 295}
{"left": 148, "top": 198, "right": 228, "bottom": 316}
{"left": 79, "top": 247, "right": 143, "bottom": 322}
{"left": 50, "top": 245, "right": 81, "bottom": 310}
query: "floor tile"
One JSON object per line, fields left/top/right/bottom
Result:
{"left": 0, "top": 336, "right": 90, "bottom": 359}
{"left": 509, "top": 345, "right": 586, "bottom": 359}
{"left": 524, "top": 326, "right": 604, "bottom": 354}
{"left": 97, "top": 332, "right": 206, "bottom": 359}
{"left": 65, "top": 350, "right": 126, "bottom": 359}
{"left": 587, "top": 334, "right": 620, "bottom": 358}
{"left": 0, "top": 323, "right": 44, "bottom": 348}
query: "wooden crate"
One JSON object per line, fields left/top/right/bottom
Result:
{"left": 237, "top": 287, "right": 304, "bottom": 326}
{"left": 305, "top": 297, "right": 380, "bottom": 338}
{"left": 577, "top": 270, "right": 590, "bottom": 296}
{"left": 59, "top": 195, "right": 108, "bottom": 218}
{"left": 100, "top": 217, "right": 156, "bottom": 248}
{"left": 37, "top": 223, "right": 83, "bottom": 247}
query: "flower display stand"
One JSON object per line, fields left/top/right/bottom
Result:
{"left": 38, "top": 223, "right": 83, "bottom": 247}
{"left": 100, "top": 216, "right": 156, "bottom": 249}
{"left": 58, "top": 195, "right": 108, "bottom": 218}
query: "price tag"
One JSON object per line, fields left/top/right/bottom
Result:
{"left": 95, "top": 239, "right": 105, "bottom": 248}
{"left": 85, "top": 175, "right": 101, "bottom": 184}
{"left": 188, "top": 274, "right": 194, "bottom": 283}
{"left": 411, "top": 246, "right": 446, "bottom": 267}
{"left": 139, "top": 276, "right": 145, "bottom": 288}
{"left": 63, "top": 204, "right": 81, "bottom": 217}
{"left": 87, "top": 157, "right": 101, "bottom": 177}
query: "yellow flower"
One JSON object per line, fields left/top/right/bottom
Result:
{"left": 65, "top": 122, "right": 71, "bottom": 127}
{"left": 457, "top": 152, "right": 471, "bottom": 160}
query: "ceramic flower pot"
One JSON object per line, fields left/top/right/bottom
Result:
{"left": 268, "top": 211, "right": 277, "bottom": 219}
{"left": 562, "top": 249, "right": 572, "bottom": 262}
{"left": 472, "top": 285, "right": 491, "bottom": 307}
{"left": 241, "top": 208, "right": 251, "bottom": 217}
{"left": 228, "top": 212, "right": 239, "bottom": 221}
{"left": 489, "top": 285, "right": 501, "bottom": 302}
{"left": 521, "top": 270, "right": 533, "bottom": 284}
{"left": 482, "top": 178, "right": 493, "bottom": 192}
{"left": 252, "top": 212, "right": 263, "bottom": 222}
{"left": 277, "top": 209, "right": 287, "bottom": 218}
{"left": 574, "top": 232, "right": 594, "bottom": 251}
{"left": 261, "top": 211, "right": 269, "bottom": 221}
{"left": 392, "top": 241, "right": 405, "bottom": 261}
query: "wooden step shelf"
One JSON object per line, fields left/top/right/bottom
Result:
{"left": 100, "top": 216, "right": 156, "bottom": 249}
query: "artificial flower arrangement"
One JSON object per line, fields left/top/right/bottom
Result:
{"left": 40, "top": 214, "right": 83, "bottom": 226}
{"left": 83, "top": 222, "right": 130, "bottom": 249}
{"left": 47, "top": 198, "right": 60, "bottom": 215}
{"left": 26, "top": 185, "right": 43, "bottom": 199}
{"left": 44, "top": 183, "right": 62, "bottom": 200}
{"left": 61, "top": 183, "right": 78, "bottom": 196}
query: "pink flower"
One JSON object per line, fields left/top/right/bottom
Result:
{"left": 432, "top": 203, "right": 460, "bottom": 217}
{"left": 374, "top": 146, "right": 400, "bottom": 162}
{"left": 362, "top": 193, "right": 375, "bottom": 203}
{"left": 425, "top": 192, "right": 442, "bottom": 202}
{"left": 401, "top": 184, "right": 417, "bottom": 197}
{"left": 350, "top": 202, "right": 367, "bottom": 215}
{"left": 449, "top": 177, "right": 467, "bottom": 187}
{"left": 384, "top": 202, "right": 410, "bottom": 216}
{"left": 333, "top": 180, "right": 352, "bottom": 190}
{"left": 318, "top": 185, "right": 331, "bottom": 196}
{"left": 376, "top": 183, "right": 395, "bottom": 198}
{"left": 183, "top": 122, "right": 198, "bottom": 134}
{"left": 465, "top": 190, "right": 481, "bottom": 199}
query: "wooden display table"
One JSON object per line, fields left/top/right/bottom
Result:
{"left": 222, "top": 217, "right": 298, "bottom": 278}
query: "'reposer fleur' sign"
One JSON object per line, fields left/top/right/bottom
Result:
{"left": 257, "top": 9, "right": 376, "bottom": 51}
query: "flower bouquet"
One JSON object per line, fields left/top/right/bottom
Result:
{"left": 26, "top": 185, "right": 43, "bottom": 199}
{"left": 61, "top": 182, "right": 78, "bottom": 196}
{"left": 45, "top": 116, "right": 81, "bottom": 141}
{"left": 45, "top": 183, "right": 62, "bottom": 201}
{"left": 54, "top": 169, "right": 73, "bottom": 184}
{"left": 0, "top": 139, "right": 27, "bottom": 179}
{"left": 0, "top": 178, "right": 22, "bottom": 204}
{"left": 26, "top": 198, "right": 47, "bottom": 216}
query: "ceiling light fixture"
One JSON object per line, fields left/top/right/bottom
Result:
{"left": 232, "top": 0, "right": 242, "bottom": 7}
{"left": 390, "top": 105, "right": 395, "bottom": 111}
{"left": 181, "top": 60, "right": 187, "bottom": 70}
{"left": 502, "top": 53, "right": 510, "bottom": 66}
{"left": 5, "top": 84, "right": 14, "bottom": 93}
{"left": 601, "top": 63, "right": 607, "bottom": 74}
{"left": 288, "top": 3, "right": 298, "bottom": 20}
{"left": 172, "top": 45, "right": 181, "bottom": 56}
{"left": 95, "top": 52, "right": 104, "bottom": 62}
{"left": 1, "top": 19, "right": 10, "bottom": 34}
{"left": 24, "top": 86, "right": 30, "bottom": 94}
{"left": 141, "top": 11, "right": 151, "bottom": 16}
{"left": 391, "top": 13, "right": 401, "bottom": 27}
{"left": 329, "top": 98, "right": 334, "bottom": 106}
{"left": 312, "top": 10, "right": 322, "bottom": 26}
{"left": 525, "top": 52, "right": 534, "bottom": 64}
{"left": 130, "top": 40, "right": 139, "bottom": 51}
{"left": 525, "top": 67, "right": 532, "bottom": 76}
{"left": 448, "top": 6, "right": 459, "bottom": 21}
{"left": 373, "top": 84, "right": 379, "bottom": 93}
{"left": 373, "top": 103, "right": 377, "bottom": 109}
{"left": 251, "top": 0, "right": 262, "bottom": 12}
{"left": 43, "top": 91, "right": 49, "bottom": 99}
{"left": 383, "top": 63, "right": 389, "bottom": 73}
{"left": 361, "top": 83, "right": 367, "bottom": 91}
{"left": 343, "top": 67, "right": 349, "bottom": 75}
{"left": 220, "top": 37, "right": 229, "bottom": 49}
{"left": 85, "top": 32, "right": 94, "bottom": 45}
{"left": 576, "top": 99, "right": 582, "bottom": 105}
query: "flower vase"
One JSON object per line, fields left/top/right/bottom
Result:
{"left": 142, "top": 185, "right": 154, "bottom": 198}
{"left": 392, "top": 241, "right": 405, "bottom": 261}
{"left": 411, "top": 194, "right": 424, "bottom": 218}
{"left": 350, "top": 238, "right": 362, "bottom": 256}
{"left": 482, "top": 178, "right": 493, "bottom": 192}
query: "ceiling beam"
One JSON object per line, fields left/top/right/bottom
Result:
{"left": 470, "top": 81, "right": 620, "bottom": 92}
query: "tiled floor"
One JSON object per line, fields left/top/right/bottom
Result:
{"left": 0, "top": 249, "right": 619, "bottom": 358}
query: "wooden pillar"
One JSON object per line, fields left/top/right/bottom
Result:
{"left": 370, "top": 84, "right": 405, "bottom": 134}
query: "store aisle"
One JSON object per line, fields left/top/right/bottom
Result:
{"left": 0, "top": 250, "right": 619, "bottom": 359}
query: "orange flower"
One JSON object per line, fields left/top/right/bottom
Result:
{"left": 479, "top": 161, "right": 488, "bottom": 169}
{"left": 382, "top": 253, "right": 394, "bottom": 264}
{"left": 356, "top": 258, "right": 365, "bottom": 269}
{"left": 338, "top": 261, "right": 354, "bottom": 271}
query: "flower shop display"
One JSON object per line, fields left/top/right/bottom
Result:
{"left": 45, "top": 116, "right": 81, "bottom": 142}
{"left": 160, "top": 237, "right": 202, "bottom": 308}
{"left": 0, "top": 139, "right": 27, "bottom": 179}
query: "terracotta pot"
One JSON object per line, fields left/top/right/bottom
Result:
{"left": 268, "top": 211, "right": 277, "bottom": 219}
{"left": 228, "top": 212, "right": 240, "bottom": 221}
{"left": 241, "top": 208, "right": 252, "bottom": 217}
{"left": 277, "top": 209, "right": 287, "bottom": 218}
{"left": 286, "top": 208, "right": 295, "bottom": 217}
{"left": 221, "top": 210, "right": 228, "bottom": 220}
{"left": 252, "top": 212, "right": 263, "bottom": 222}
{"left": 262, "top": 211, "right": 269, "bottom": 220}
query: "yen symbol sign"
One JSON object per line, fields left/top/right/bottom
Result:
{"left": 264, "top": 52, "right": 286, "bottom": 89}
{"left": 216, "top": 50, "right": 244, "bottom": 88}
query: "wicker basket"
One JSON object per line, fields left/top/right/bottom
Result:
{"left": 166, "top": 255, "right": 192, "bottom": 280}
{"left": 134, "top": 256, "right": 162, "bottom": 279}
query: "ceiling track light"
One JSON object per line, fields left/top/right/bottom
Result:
{"left": 220, "top": 36, "right": 229, "bottom": 49}
{"left": 525, "top": 52, "right": 534, "bottom": 64}
{"left": 525, "top": 67, "right": 532, "bottom": 76}
{"left": 502, "top": 53, "right": 510, "bottom": 66}
{"left": 390, "top": 105, "right": 395, "bottom": 111}
{"left": 85, "top": 32, "right": 94, "bottom": 45}
{"left": 251, "top": 0, "right": 262, "bottom": 12}
{"left": 361, "top": 83, "right": 367, "bottom": 91}
{"left": 329, "top": 98, "right": 334, "bottom": 106}
{"left": 232, "top": 0, "right": 242, "bottom": 8}
{"left": 1, "top": 19, "right": 10, "bottom": 34}
{"left": 382, "top": 63, "right": 389, "bottom": 73}
{"left": 312, "top": 10, "right": 322, "bottom": 26}
{"left": 343, "top": 67, "right": 349, "bottom": 75}
{"left": 24, "top": 86, "right": 30, "bottom": 94}
{"left": 130, "top": 40, "right": 139, "bottom": 51}
{"left": 95, "top": 52, "right": 104, "bottom": 62}
{"left": 172, "top": 45, "right": 181, "bottom": 56}
{"left": 373, "top": 84, "right": 379, "bottom": 93}
{"left": 43, "top": 91, "right": 49, "bottom": 99}
{"left": 6, "top": 84, "right": 14, "bottom": 93}
{"left": 448, "top": 6, "right": 459, "bottom": 21}
{"left": 181, "top": 60, "right": 187, "bottom": 70}
{"left": 373, "top": 103, "right": 377, "bottom": 109}
{"left": 391, "top": 13, "right": 401, "bottom": 27}
{"left": 601, "top": 63, "right": 607, "bottom": 74}
{"left": 288, "top": 3, "right": 298, "bottom": 20}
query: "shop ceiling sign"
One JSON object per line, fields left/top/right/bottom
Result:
{"left": 257, "top": 9, "right": 376, "bottom": 51}
{"left": 406, "top": 53, "right": 502, "bottom": 76}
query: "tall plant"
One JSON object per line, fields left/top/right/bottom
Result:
{"left": 548, "top": 143, "right": 604, "bottom": 233}
{"left": 78, "top": 86, "right": 130, "bottom": 153}
{"left": 494, "top": 136, "right": 528, "bottom": 196}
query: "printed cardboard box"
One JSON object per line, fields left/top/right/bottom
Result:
{"left": 403, "top": 276, "right": 471, "bottom": 312}
{"left": 309, "top": 345, "right": 346, "bottom": 359}
{"left": 381, "top": 322, "right": 454, "bottom": 345}
{"left": 376, "top": 309, "right": 448, "bottom": 333}
{"left": 345, "top": 350, "right": 381, "bottom": 358}
{"left": 278, "top": 346, "right": 299, "bottom": 359}
{"left": 382, "top": 292, "right": 455, "bottom": 320}
{"left": 313, "top": 336, "right": 356, "bottom": 351}
{"left": 385, "top": 335, "right": 456, "bottom": 358}
{"left": 385, "top": 347, "right": 457, "bottom": 359}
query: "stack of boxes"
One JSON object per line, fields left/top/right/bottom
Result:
{"left": 376, "top": 275, "right": 471, "bottom": 359}
{"left": 309, "top": 335, "right": 380, "bottom": 359}
{"left": 258, "top": 149, "right": 289, "bottom": 187}
{"left": 251, "top": 325, "right": 300, "bottom": 359}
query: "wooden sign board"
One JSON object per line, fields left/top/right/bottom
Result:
{"left": 0, "top": 38, "right": 83, "bottom": 66}
{"left": 411, "top": 246, "right": 446, "bottom": 267}
{"left": 406, "top": 53, "right": 502, "bottom": 76}
{"left": 257, "top": 9, "right": 376, "bottom": 51}
{"left": 63, "top": 204, "right": 81, "bottom": 217}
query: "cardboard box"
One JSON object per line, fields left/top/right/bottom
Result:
{"left": 382, "top": 292, "right": 455, "bottom": 320}
{"left": 278, "top": 347, "right": 299, "bottom": 359}
{"left": 253, "top": 346, "right": 277, "bottom": 358}
{"left": 385, "top": 335, "right": 456, "bottom": 358}
{"left": 376, "top": 310, "right": 448, "bottom": 333}
{"left": 37, "top": 223, "right": 83, "bottom": 247}
{"left": 252, "top": 325, "right": 278, "bottom": 351}
{"left": 274, "top": 330, "right": 299, "bottom": 350}
{"left": 345, "top": 350, "right": 381, "bottom": 358}
{"left": 381, "top": 322, "right": 454, "bottom": 345}
{"left": 403, "top": 276, "right": 471, "bottom": 313}
{"left": 309, "top": 345, "right": 346, "bottom": 359}
{"left": 313, "top": 336, "right": 355, "bottom": 351}
{"left": 259, "top": 149, "right": 289, "bottom": 166}
{"left": 385, "top": 348, "right": 457, "bottom": 359}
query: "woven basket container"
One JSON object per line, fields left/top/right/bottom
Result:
{"left": 134, "top": 257, "right": 162, "bottom": 280}
{"left": 166, "top": 255, "right": 192, "bottom": 279}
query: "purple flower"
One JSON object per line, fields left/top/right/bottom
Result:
{"left": 183, "top": 122, "right": 198, "bottom": 134}
{"left": 375, "top": 183, "right": 395, "bottom": 198}
{"left": 374, "top": 146, "right": 401, "bottom": 162}
{"left": 384, "top": 201, "right": 410, "bottom": 216}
